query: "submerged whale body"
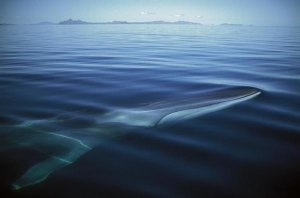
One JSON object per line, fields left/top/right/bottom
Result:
{"left": 1, "top": 86, "right": 261, "bottom": 190}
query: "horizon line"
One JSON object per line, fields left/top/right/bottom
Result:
{"left": 1, "top": 19, "right": 299, "bottom": 27}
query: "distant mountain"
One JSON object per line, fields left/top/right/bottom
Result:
{"left": 172, "top": 21, "right": 199, "bottom": 24}
{"left": 133, "top": 20, "right": 173, "bottom": 24}
{"left": 111, "top": 21, "right": 129, "bottom": 24}
{"left": 59, "top": 19, "right": 89, "bottom": 25}
{"left": 220, "top": 23, "right": 243, "bottom": 26}
{"left": 58, "top": 19, "right": 201, "bottom": 25}
{"left": 35, "top": 22, "right": 56, "bottom": 25}
{"left": 134, "top": 20, "right": 199, "bottom": 25}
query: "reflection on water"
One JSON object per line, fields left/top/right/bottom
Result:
{"left": 0, "top": 25, "right": 300, "bottom": 198}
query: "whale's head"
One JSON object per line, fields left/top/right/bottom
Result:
{"left": 156, "top": 86, "right": 261, "bottom": 125}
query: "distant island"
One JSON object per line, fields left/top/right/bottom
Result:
{"left": 59, "top": 19, "right": 89, "bottom": 25}
{"left": 35, "top": 21, "right": 56, "bottom": 25}
{"left": 57, "top": 19, "right": 201, "bottom": 25}
{"left": 0, "top": 19, "right": 249, "bottom": 26}
{"left": 220, "top": 23, "right": 244, "bottom": 26}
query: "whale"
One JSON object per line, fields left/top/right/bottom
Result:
{"left": 0, "top": 86, "right": 261, "bottom": 190}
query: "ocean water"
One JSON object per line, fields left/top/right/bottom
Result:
{"left": 0, "top": 24, "right": 300, "bottom": 198}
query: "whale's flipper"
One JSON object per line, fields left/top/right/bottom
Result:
{"left": 11, "top": 130, "right": 91, "bottom": 190}
{"left": 12, "top": 156, "right": 70, "bottom": 190}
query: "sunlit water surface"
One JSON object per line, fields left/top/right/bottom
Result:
{"left": 0, "top": 25, "right": 300, "bottom": 198}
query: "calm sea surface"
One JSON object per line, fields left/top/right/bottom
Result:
{"left": 0, "top": 25, "right": 300, "bottom": 198}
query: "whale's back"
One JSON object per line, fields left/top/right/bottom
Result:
{"left": 101, "top": 87, "right": 261, "bottom": 127}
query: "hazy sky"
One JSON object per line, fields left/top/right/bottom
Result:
{"left": 0, "top": 0, "right": 299, "bottom": 26}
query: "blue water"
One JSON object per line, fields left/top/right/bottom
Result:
{"left": 0, "top": 25, "right": 300, "bottom": 198}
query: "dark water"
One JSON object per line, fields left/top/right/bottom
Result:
{"left": 0, "top": 25, "right": 300, "bottom": 198}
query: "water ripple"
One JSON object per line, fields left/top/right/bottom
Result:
{"left": 0, "top": 25, "right": 299, "bottom": 198}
